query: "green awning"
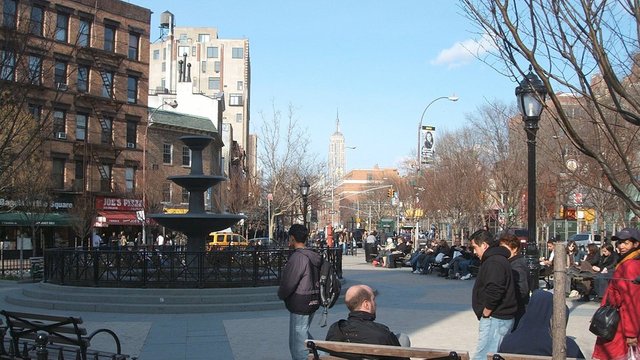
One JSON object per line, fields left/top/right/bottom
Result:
{"left": 0, "top": 212, "right": 72, "bottom": 227}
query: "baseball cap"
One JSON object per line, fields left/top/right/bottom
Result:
{"left": 611, "top": 228, "right": 640, "bottom": 242}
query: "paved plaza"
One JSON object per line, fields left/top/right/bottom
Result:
{"left": 0, "top": 252, "right": 599, "bottom": 359}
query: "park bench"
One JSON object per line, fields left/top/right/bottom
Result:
{"left": 306, "top": 339, "right": 469, "bottom": 359}
{"left": 489, "top": 353, "right": 580, "bottom": 360}
{"left": 0, "top": 310, "right": 131, "bottom": 360}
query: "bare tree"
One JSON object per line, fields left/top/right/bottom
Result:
{"left": 258, "top": 102, "right": 323, "bottom": 240}
{"left": 462, "top": 0, "right": 640, "bottom": 218}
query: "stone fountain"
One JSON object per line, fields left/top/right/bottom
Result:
{"left": 149, "top": 135, "right": 245, "bottom": 251}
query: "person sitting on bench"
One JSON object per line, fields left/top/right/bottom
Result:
{"left": 325, "top": 284, "right": 410, "bottom": 360}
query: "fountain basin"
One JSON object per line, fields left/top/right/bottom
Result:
{"left": 168, "top": 175, "right": 227, "bottom": 191}
{"left": 149, "top": 213, "right": 246, "bottom": 235}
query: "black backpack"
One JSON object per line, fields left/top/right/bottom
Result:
{"left": 318, "top": 256, "right": 341, "bottom": 327}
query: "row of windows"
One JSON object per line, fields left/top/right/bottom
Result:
{"left": 36, "top": 105, "right": 138, "bottom": 146}
{"left": 2, "top": 0, "right": 141, "bottom": 60}
{"left": 152, "top": 44, "right": 243, "bottom": 60}
{"left": 51, "top": 158, "right": 137, "bottom": 193}
{"left": 161, "top": 183, "right": 192, "bottom": 204}
{"left": 162, "top": 144, "right": 192, "bottom": 167}
{"left": 0, "top": 50, "right": 139, "bottom": 103}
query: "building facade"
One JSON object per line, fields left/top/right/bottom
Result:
{"left": 0, "top": 0, "right": 151, "bottom": 249}
{"left": 328, "top": 114, "right": 346, "bottom": 188}
{"left": 147, "top": 13, "right": 251, "bottom": 176}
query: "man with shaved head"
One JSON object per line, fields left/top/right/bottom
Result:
{"left": 325, "top": 285, "right": 410, "bottom": 359}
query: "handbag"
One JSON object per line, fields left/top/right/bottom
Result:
{"left": 589, "top": 293, "right": 620, "bottom": 341}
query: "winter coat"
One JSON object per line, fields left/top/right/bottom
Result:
{"left": 325, "top": 311, "right": 407, "bottom": 360}
{"left": 499, "top": 289, "right": 585, "bottom": 358}
{"left": 509, "top": 254, "right": 530, "bottom": 324}
{"left": 472, "top": 246, "right": 517, "bottom": 320}
{"left": 593, "top": 249, "right": 640, "bottom": 360}
{"left": 277, "top": 248, "right": 322, "bottom": 315}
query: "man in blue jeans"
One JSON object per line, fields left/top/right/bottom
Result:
{"left": 278, "top": 224, "right": 322, "bottom": 360}
{"left": 469, "top": 229, "right": 517, "bottom": 360}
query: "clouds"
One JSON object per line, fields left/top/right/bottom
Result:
{"left": 431, "top": 34, "right": 496, "bottom": 68}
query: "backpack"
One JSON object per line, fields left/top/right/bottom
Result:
{"left": 318, "top": 256, "right": 341, "bottom": 327}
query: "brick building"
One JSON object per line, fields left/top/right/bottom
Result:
{"left": 0, "top": 0, "right": 151, "bottom": 249}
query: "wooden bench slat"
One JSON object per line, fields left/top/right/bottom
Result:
{"left": 10, "top": 320, "right": 87, "bottom": 336}
{"left": 2, "top": 311, "right": 83, "bottom": 324}
{"left": 307, "top": 339, "right": 470, "bottom": 359}
{"left": 488, "top": 353, "right": 580, "bottom": 360}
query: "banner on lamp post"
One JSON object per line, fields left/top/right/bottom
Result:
{"left": 420, "top": 125, "right": 436, "bottom": 165}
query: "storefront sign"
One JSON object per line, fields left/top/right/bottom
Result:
{"left": 96, "top": 197, "right": 143, "bottom": 211}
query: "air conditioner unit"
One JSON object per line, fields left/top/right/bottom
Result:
{"left": 56, "top": 83, "right": 68, "bottom": 91}
{"left": 56, "top": 132, "right": 67, "bottom": 140}
{"left": 127, "top": 142, "right": 136, "bottom": 149}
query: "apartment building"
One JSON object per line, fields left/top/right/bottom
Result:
{"left": 0, "top": 0, "right": 151, "bottom": 248}
{"left": 147, "top": 12, "right": 251, "bottom": 177}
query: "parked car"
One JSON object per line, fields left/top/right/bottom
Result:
{"left": 569, "top": 233, "right": 602, "bottom": 247}
{"left": 207, "top": 232, "right": 248, "bottom": 250}
{"left": 248, "top": 237, "right": 277, "bottom": 248}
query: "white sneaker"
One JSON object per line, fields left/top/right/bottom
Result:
{"left": 412, "top": 270, "right": 420, "bottom": 274}
{"left": 460, "top": 274, "right": 472, "bottom": 280}
{"left": 568, "top": 290, "right": 580, "bottom": 298}
{"left": 442, "top": 263, "right": 450, "bottom": 269}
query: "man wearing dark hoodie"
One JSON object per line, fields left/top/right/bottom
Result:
{"left": 278, "top": 224, "right": 322, "bottom": 360}
{"left": 325, "top": 284, "right": 409, "bottom": 360}
{"left": 469, "top": 229, "right": 517, "bottom": 360}
{"left": 499, "top": 289, "right": 585, "bottom": 358}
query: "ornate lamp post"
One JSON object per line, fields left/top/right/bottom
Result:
{"left": 299, "top": 177, "right": 310, "bottom": 229}
{"left": 515, "top": 68, "right": 548, "bottom": 290}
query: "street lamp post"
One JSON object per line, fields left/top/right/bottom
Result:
{"left": 417, "top": 95, "right": 459, "bottom": 172}
{"left": 299, "top": 177, "right": 310, "bottom": 230}
{"left": 515, "top": 68, "right": 548, "bottom": 291}
{"left": 142, "top": 99, "right": 178, "bottom": 245}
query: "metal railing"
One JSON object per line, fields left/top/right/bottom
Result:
{"left": 43, "top": 247, "right": 343, "bottom": 288}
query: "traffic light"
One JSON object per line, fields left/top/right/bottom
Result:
{"left": 387, "top": 188, "right": 393, "bottom": 198}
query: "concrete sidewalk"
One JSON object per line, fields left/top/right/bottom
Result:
{"left": 0, "top": 252, "right": 599, "bottom": 359}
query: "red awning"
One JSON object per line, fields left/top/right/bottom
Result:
{"left": 97, "top": 211, "right": 141, "bottom": 225}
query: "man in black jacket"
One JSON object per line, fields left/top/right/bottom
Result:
{"left": 469, "top": 229, "right": 517, "bottom": 360}
{"left": 278, "top": 224, "right": 322, "bottom": 360}
{"left": 325, "top": 284, "right": 409, "bottom": 360}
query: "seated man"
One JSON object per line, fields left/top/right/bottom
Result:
{"left": 326, "top": 284, "right": 410, "bottom": 360}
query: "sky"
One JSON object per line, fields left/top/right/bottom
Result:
{"left": 131, "top": 0, "right": 518, "bottom": 172}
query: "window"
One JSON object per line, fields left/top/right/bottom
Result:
{"left": 28, "top": 104, "right": 41, "bottom": 121}
{"left": 237, "top": 81, "right": 243, "bottom": 90}
{"left": 29, "top": 6, "right": 44, "bottom": 36}
{"left": 100, "top": 116, "right": 112, "bottom": 144}
{"left": 229, "top": 94, "right": 243, "bottom": 106}
{"left": 53, "top": 109, "right": 66, "bottom": 136}
{"left": 52, "top": 158, "right": 65, "bottom": 189}
{"left": 78, "top": 18, "right": 91, "bottom": 47}
{"left": 75, "top": 113, "right": 87, "bottom": 141}
{"left": 101, "top": 71, "right": 113, "bottom": 97}
{"left": 0, "top": 49, "right": 15, "bottom": 81}
{"left": 153, "top": 49, "right": 160, "bottom": 60}
{"left": 232, "top": 47, "right": 243, "bottom": 59}
{"left": 74, "top": 160, "right": 84, "bottom": 180}
{"left": 201, "top": 61, "right": 206, "bottom": 72}
{"left": 99, "top": 163, "right": 111, "bottom": 191}
{"left": 125, "top": 167, "right": 135, "bottom": 192}
{"left": 236, "top": 113, "right": 243, "bottom": 123}
{"left": 163, "top": 144, "right": 172, "bottom": 164}
{"left": 214, "top": 61, "right": 220, "bottom": 73}
{"left": 162, "top": 183, "right": 171, "bottom": 203}
{"left": 208, "top": 77, "right": 220, "bottom": 90}
{"left": 128, "top": 33, "right": 139, "bottom": 60}
{"left": 162, "top": 48, "right": 166, "bottom": 60}
{"left": 178, "top": 46, "right": 189, "bottom": 57}
{"left": 54, "top": 60, "right": 67, "bottom": 85}
{"left": 55, "top": 12, "right": 69, "bottom": 42}
{"left": 206, "top": 47, "right": 218, "bottom": 58}
{"left": 182, "top": 146, "right": 191, "bottom": 166}
{"left": 198, "top": 33, "right": 210, "bottom": 42}
{"left": 179, "top": 33, "right": 187, "bottom": 42}
{"left": 191, "top": 46, "right": 196, "bottom": 56}
{"left": 77, "top": 65, "right": 89, "bottom": 93}
{"left": 126, "top": 119, "right": 136, "bottom": 147}
{"left": 28, "top": 55, "right": 42, "bottom": 85}
{"left": 127, "top": 76, "right": 138, "bottom": 104}
{"left": 2, "top": 0, "right": 16, "bottom": 29}
{"left": 104, "top": 25, "right": 116, "bottom": 52}
{"left": 181, "top": 188, "right": 189, "bottom": 204}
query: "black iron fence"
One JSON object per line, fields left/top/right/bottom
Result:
{"left": 43, "top": 247, "right": 343, "bottom": 288}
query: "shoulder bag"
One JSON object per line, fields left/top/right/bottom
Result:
{"left": 589, "top": 292, "right": 620, "bottom": 342}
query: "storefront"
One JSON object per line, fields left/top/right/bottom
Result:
{"left": 94, "top": 196, "right": 144, "bottom": 245}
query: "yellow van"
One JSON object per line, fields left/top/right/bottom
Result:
{"left": 207, "top": 232, "right": 248, "bottom": 250}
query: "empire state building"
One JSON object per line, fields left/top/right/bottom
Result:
{"left": 328, "top": 114, "right": 346, "bottom": 187}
